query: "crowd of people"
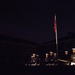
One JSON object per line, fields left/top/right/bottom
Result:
{"left": 25, "top": 48, "right": 75, "bottom": 66}
{"left": 30, "top": 51, "right": 58, "bottom": 66}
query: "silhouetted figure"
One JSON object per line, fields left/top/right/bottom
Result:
{"left": 45, "top": 53, "right": 49, "bottom": 66}
{"left": 53, "top": 53, "right": 58, "bottom": 65}
{"left": 30, "top": 53, "right": 37, "bottom": 66}
{"left": 36, "top": 54, "right": 40, "bottom": 66}
{"left": 49, "top": 52, "right": 54, "bottom": 66}
{"left": 70, "top": 48, "right": 75, "bottom": 65}
{"left": 64, "top": 51, "right": 70, "bottom": 65}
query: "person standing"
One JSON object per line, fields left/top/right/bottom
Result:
{"left": 45, "top": 53, "right": 49, "bottom": 66}
{"left": 49, "top": 51, "right": 54, "bottom": 66}
{"left": 53, "top": 53, "right": 58, "bottom": 65}
{"left": 70, "top": 48, "right": 75, "bottom": 65}
{"left": 64, "top": 51, "right": 70, "bottom": 65}
{"left": 30, "top": 53, "right": 37, "bottom": 66}
{"left": 36, "top": 54, "right": 41, "bottom": 66}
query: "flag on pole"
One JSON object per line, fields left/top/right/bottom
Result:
{"left": 54, "top": 14, "right": 57, "bottom": 32}
{"left": 54, "top": 14, "right": 58, "bottom": 59}
{"left": 54, "top": 14, "right": 58, "bottom": 45}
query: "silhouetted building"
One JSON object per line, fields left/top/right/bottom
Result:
{"left": 42, "top": 32, "right": 75, "bottom": 61}
{"left": 0, "top": 35, "right": 40, "bottom": 66}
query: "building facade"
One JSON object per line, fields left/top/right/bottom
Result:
{"left": 0, "top": 35, "right": 40, "bottom": 66}
{"left": 42, "top": 33, "right": 75, "bottom": 59}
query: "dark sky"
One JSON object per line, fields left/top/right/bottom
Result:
{"left": 0, "top": 0, "right": 75, "bottom": 44}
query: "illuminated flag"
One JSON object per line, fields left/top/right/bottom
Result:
{"left": 54, "top": 14, "right": 57, "bottom": 32}
{"left": 54, "top": 14, "right": 58, "bottom": 45}
{"left": 54, "top": 14, "right": 58, "bottom": 58}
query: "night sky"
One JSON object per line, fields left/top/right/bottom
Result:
{"left": 0, "top": 0, "right": 75, "bottom": 44}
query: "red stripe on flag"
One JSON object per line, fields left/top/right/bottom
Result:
{"left": 54, "top": 15, "right": 56, "bottom": 32}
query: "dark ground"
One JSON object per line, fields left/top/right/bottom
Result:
{"left": 1, "top": 66, "right": 75, "bottom": 75}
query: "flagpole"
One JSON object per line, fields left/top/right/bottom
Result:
{"left": 54, "top": 14, "right": 58, "bottom": 60}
